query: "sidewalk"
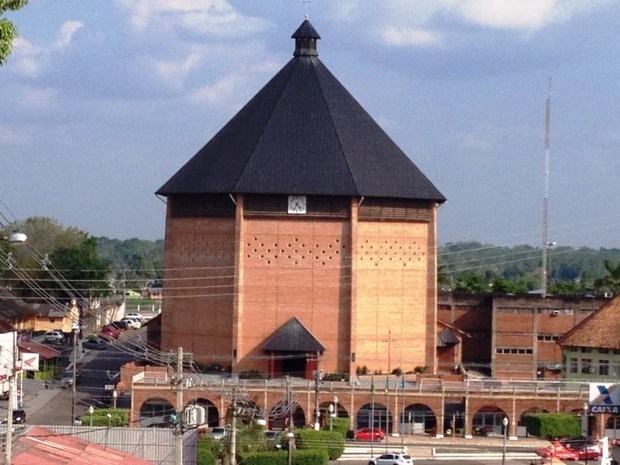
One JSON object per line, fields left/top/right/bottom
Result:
{"left": 341, "top": 435, "right": 551, "bottom": 460}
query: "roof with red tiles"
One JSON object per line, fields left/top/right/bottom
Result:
{"left": 13, "top": 426, "right": 156, "bottom": 465}
{"left": 558, "top": 296, "right": 620, "bottom": 349}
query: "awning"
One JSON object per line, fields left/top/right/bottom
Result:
{"left": 263, "top": 317, "right": 325, "bottom": 353}
{"left": 18, "top": 341, "right": 61, "bottom": 360}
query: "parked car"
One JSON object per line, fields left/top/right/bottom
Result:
{"left": 99, "top": 325, "right": 121, "bottom": 339}
{"left": 535, "top": 440, "right": 580, "bottom": 461}
{"left": 61, "top": 370, "right": 74, "bottom": 387}
{"left": 121, "top": 317, "right": 141, "bottom": 329}
{"left": 368, "top": 452, "right": 413, "bottom": 465}
{"left": 354, "top": 427, "right": 385, "bottom": 442}
{"left": 109, "top": 321, "right": 128, "bottom": 331}
{"left": 83, "top": 337, "right": 108, "bottom": 350}
{"left": 13, "top": 408, "right": 27, "bottom": 424}
{"left": 43, "top": 330, "right": 65, "bottom": 343}
{"left": 210, "top": 426, "right": 228, "bottom": 440}
{"left": 125, "top": 312, "right": 145, "bottom": 323}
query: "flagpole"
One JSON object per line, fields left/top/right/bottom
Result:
{"left": 371, "top": 372, "right": 375, "bottom": 459}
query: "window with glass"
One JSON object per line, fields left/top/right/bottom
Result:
{"left": 570, "top": 358, "right": 578, "bottom": 374}
{"left": 581, "top": 359, "right": 592, "bottom": 374}
{"left": 599, "top": 360, "right": 609, "bottom": 376}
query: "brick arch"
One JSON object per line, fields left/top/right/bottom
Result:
{"left": 187, "top": 397, "right": 220, "bottom": 427}
{"left": 355, "top": 402, "right": 392, "bottom": 433}
{"left": 401, "top": 402, "right": 438, "bottom": 436}
{"left": 138, "top": 396, "right": 175, "bottom": 428}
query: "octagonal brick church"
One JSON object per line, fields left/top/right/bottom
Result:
{"left": 155, "top": 19, "right": 446, "bottom": 379}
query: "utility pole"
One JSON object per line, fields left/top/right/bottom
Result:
{"left": 174, "top": 346, "right": 184, "bottom": 465}
{"left": 71, "top": 328, "right": 77, "bottom": 423}
{"left": 287, "top": 376, "right": 293, "bottom": 465}
{"left": 230, "top": 388, "right": 237, "bottom": 465}
{"left": 313, "top": 354, "right": 321, "bottom": 430}
{"left": 541, "top": 78, "right": 552, "bottom": 296}
{"left": 3, "top": 331, "right": 16, "bottom": 464}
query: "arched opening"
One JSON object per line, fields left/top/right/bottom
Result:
{"left": 518, "top": 407, "right": 549, "bottom": 437}
{"left": 139, "top": 397, "right": 175, "bottom": 428}
{"left": 606, "top": 415, "right": 620, "bottom": 439}
{"left": 473, "top": 406, "right": 508, "bottom": 437}
{"left": 268, "top": 400, "right": 306, "bottom": 430}
{"left": 188, "top": 398, "right": 219, "bottom": 427}
{"left": 319, "top": 400, "right": 349, "bottom": 429}
{"left": 356, "top": 402, "right": 392, "bottom": 434}
{"left": 401, "top": 403, "right": 437, "bottom": 436}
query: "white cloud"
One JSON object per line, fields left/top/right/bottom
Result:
{"left": 334, "top": 0, "right": 616, "bottom": 49}
{"left": 459, "top": 0, "right": 555, "bottom": 30}
{"left": 190, "top": 73, "right": 245, "bottom": 104}
{"left": 18, "top": 87, "right": 60, "bottom": 109}
{"left": 117, "top": 0, "right": 267, "bottom": 38}
{"left": 53, "top": 21, "right": 84, "bottom": 50}
{"left": 382, "top": 26, "right": 443, "bottom": 47}
{"left": 9, "top": 21, "right": 83, "bottom": 77}
{"left": 148, "top": 49, "right": 204, "bottom": 89}
{"left": 0, "top": 124, "right": 30, "bottom": 146}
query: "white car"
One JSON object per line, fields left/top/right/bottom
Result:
{"left": 125, "top": 312, "right": 145, "bottom": 323}
{"left": 210, "top": 426, "right": 228, "bottom": 440}
{"left": 121, "top": 317, "right": 141, "bottom": 329}
{"left": 368, "top": 453, "right": 413, "bottom": 465}
{"left": 43, "top": 330, "right": 65, "bottom": 343}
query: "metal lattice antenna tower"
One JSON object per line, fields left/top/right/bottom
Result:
{"left": 541, "top": 78, "right": 552, "bottom": 296}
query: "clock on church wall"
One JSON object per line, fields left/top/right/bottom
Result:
{"left": 287, "top": 195, "right": 307, "bottom": 214}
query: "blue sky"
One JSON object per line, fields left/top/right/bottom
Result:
{"left": 1, "top": 0, "right": 620, "bottom": 248}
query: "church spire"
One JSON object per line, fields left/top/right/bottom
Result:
{"left": 291, "top": 18, "right": 321, "bottom": 57}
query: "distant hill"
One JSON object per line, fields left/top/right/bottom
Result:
{"left": 96, "top": 237, "right": 164, "bottom": 292}
{"left": 95, "top": 237, "right": 620, "bottom": 294}
{"left": 438, "top": 241, "right": 620, "bottom": 293}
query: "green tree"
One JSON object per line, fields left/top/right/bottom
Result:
{"left": 594, "top": 260, "right": 620, "bottom": 294}
{"left": 491, "top": 277, "right": 529, "bottom": 294}
{"left": 454, "top": 272, "right": 489, "bottom": 292}
{"left": 49, "top": 236, "right": 110, "bottom": 298}
{"left": 0, "top": 0, "right": 28, "bottom": 65}
{"left": 1, "top": 217, "right": 110, "bottom": 301}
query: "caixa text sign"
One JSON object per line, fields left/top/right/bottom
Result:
{"left": 589, "top": 404, "right": 620, "bottom": 414}
{"left": 589, "top": 383, "right": 620, "bottom": 414}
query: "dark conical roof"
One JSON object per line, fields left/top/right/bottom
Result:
{"left": 156, "top": 19, "right": 445, "bottom": 203}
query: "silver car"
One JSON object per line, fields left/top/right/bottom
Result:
{"left": 368, "top": 452, "right": 413, "bottom": 465}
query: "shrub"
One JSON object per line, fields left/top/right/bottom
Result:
{"left": 523, "top": 413, "right": 581, "bottom": 439}
{"left": 331, "top": 417, "right": 350, "bottom": 437}
{"left": 322, "top": 372, "right": 349, "bottom": 382}
{"left": 239, "top": 370, "right": 267, "bottom": 379}
{"left": 81, "top": 408, "right": 128, "bottom": 427}
{"left": 296, "top": 429, "right": 345, "bottom": 461}
{"left": 356, "top": 366, "right": 369, "bottom": 376}
{"left": 241, "top": 449, "right": 328, "bottom": 465}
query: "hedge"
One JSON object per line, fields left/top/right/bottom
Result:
{"left": 295, "top": 429, "right": 345, "bottom": 460}
{"left": 240, "top": 449, "right": 328, "bottom": 465}
{"left": 523, "top": 413, "right": 581, "bottom": 439}
{"left": 80, "top": 408, "right": 129, "bottom": 427}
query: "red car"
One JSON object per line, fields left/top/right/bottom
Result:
{"left": 354, "top": 427, "right": 385, "bottom": 442}
{"left": 100, "top": 325, "right": 121, "bottom": 339}
{"left": 535, "top": 441, "right": 580, "bottom": 461}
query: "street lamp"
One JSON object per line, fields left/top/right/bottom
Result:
{"left": 582, "top": 402, "right": 589, "bottom": 437}
{"left": 88, "top": 405, "right": 94, "bottom": 426}
{"left": 3, "top": 232, "right": 27, "bottom": 243}
{"left": 112, "top": 390, "right": 118, "bottom": 409}
{"left": 107, "top": 412, "right": 112, "bottom": 427}
{"left": 501, "top": 417, "right": 508, "bottom": 465}
{"left": 2, "top": 231, "right": 26, "bottom": 465}
{"left": 331, "top": 396, "right": 338, "bottom": 431}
